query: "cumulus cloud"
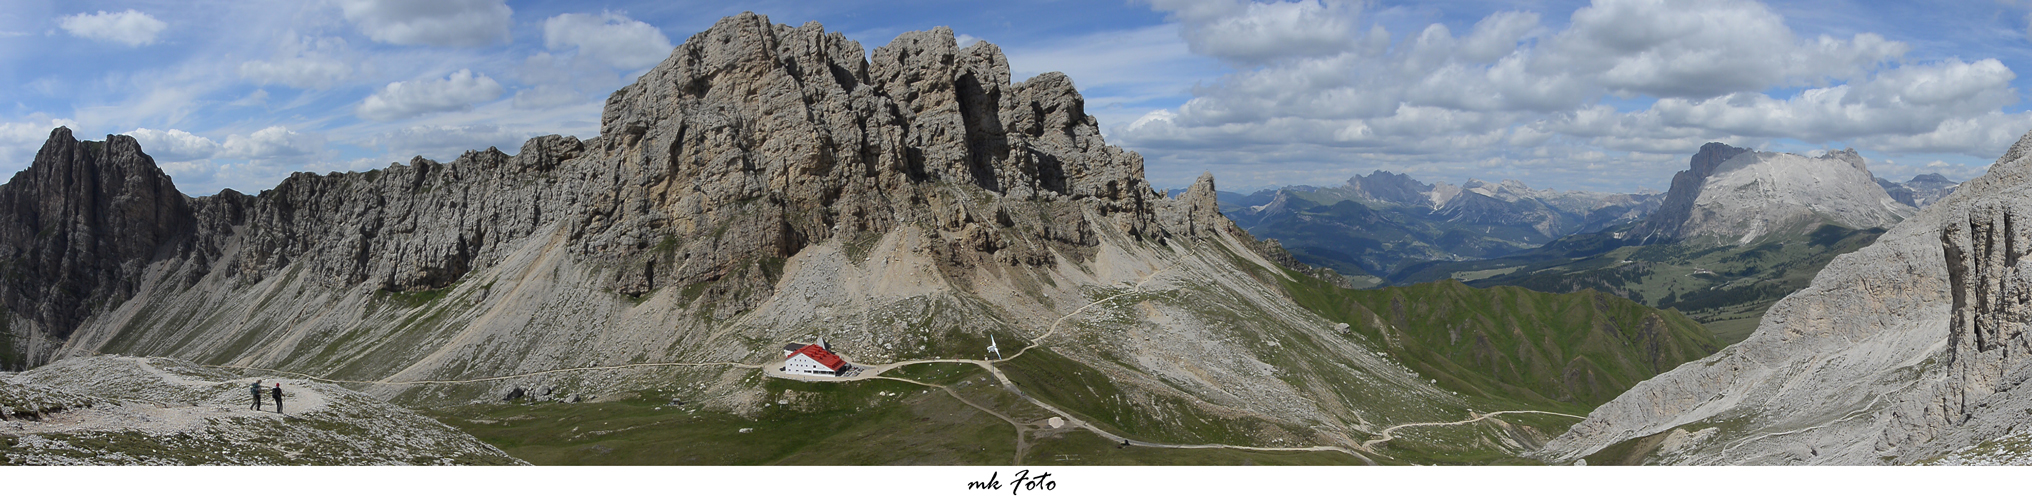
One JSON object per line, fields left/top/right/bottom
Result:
{"left": 1122, "top": 0, "right": 2025, "bottom": 191}
{"left": 355, "top": 70, "right": 506, "bottom": 121}
{"left": 337, "top": 0, "right": 512, "bottom": 47}
{"left": 220, "top": 126, "right": 324, "bottom": 160}
{"left": 124, "top": 128, "right": 221, "bottom": 162}
{"left": 0, "top": 117, "right": 80, "bottom": 170}
{"left": 543, "top": 12, "right": 674, "bottom": 69}
{"left": 1150, "top": 0, "right": 1364, "bottom": 66}
{"left": 239, "top": 34, "right": 355, "bottom": 89}
{"left": 58, "top": 10, "right": 168, "bottom": 47}
{"left": 1539, "top": 0, "right": 1904, "bottom": 99}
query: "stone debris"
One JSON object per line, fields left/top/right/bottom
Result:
{"left": 0, "top": 356, "right": 523, "bottom": 465}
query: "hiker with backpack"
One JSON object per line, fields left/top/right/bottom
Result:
{"left": 250, "top": 380, "right": 263, "bottom": 411}
{"left": 272, "top": 383, "right": 284, "bottom": 414}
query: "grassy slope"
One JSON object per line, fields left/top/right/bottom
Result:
{"left": 1280, "top": 271, "right": 1718, "bottom": 414}
{"left": 422, "top": 379, "right": 1366, "bottom": 465}
{"left": 423, "top": 379, "right": 1021, "bottom": 465}
{"left": 1391, "top": 224, "right": 1883, "bottom": 345}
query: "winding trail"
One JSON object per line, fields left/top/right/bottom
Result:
{"left": 192, "top": 261, "right": 1572, "bottom": 465}
{"left": 215, "top": 361, "right": 762, "bottom": 386}
{"left": 1361, "top": 410, "right": 1584, "bottom": 449}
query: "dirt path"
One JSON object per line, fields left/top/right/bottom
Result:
{"left": 217, "top": 361, "right": 762, "bottom": 386}
{"left": 183, "top": 260, "right": 1570, "bottom": 465}
{"left": 1001, "top": 263, "right": 1174, "bottom": 363}
{"left": 1360, "top": 410, "right": 1585, "bottom": 449}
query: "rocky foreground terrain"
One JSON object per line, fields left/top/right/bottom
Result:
{"left": 1, "top": 355, "right": 520, "bottom": 465}
{"left": 1537, "top": 130, "right": 2032, "bottom": 465}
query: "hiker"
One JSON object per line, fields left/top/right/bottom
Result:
{"left": 272, "top": 383, "right": 284, "bottom": 414}
{"left": 250, "top": 380, "right": 263, "bottom": 410}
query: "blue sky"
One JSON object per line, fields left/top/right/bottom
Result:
{"left": 6, "top": 1, "right": 2032, "bottom": 195}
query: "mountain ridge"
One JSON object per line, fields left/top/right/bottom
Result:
{"left": 1628, "top": 143, "right": 1912, "bottom": 246}
{"left": 1221, "top": 171, "right": 1660, "bottom": 281}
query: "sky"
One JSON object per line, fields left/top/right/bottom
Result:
{"left": 6, "top": 0, "right": 2032, "bottom": 196}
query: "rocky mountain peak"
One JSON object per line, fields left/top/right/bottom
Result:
{"left": 0, "top": 13, "right": 1235, "bottom": 373}
{"left": 1818, "top": 147, "right": 1867, "bottom": 172}
{"left": 1910, "top": 173, "right": 1953, "bottom": 184}
{"left": 0, "top": 127, "right": 196, "bottom": 369}
{"left": 1626, "top": 142, "right": 1908, "bottom": 245}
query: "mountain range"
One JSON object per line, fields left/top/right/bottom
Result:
{"left": 1218, "top": 172, "right": 1661, "bottom": 282}
{"left": 0, "top": 13, "right": 1729, "bottom": 465}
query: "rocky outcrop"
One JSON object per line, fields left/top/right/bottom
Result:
{"left": 0, "top": 13, "right": 1205, "bottom": 366}
{"left": 0, "top": 129, "right": 197, "bottom": 370}
{"left": 1626, "top": 143, "right": 1748, "bottom": 244}
{"left": 1535, "top": 129, "right": 2032, "bottom": 465}
{"left": 1626, "top": 144, "right": 1911, "bottom": 245}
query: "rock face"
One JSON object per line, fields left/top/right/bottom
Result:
{"left": 1627, "top": 144, "right": 1913, "bottom": 246}
{"left": 0, "top": 130, "right": 196, "bottom": 370}
{"left": 1536, "top": 129, "right": 2032, "bottom": 465}
{"left": 0, "top": 14, "right": 1171, "bottom": 368}
{"left": 0, "top": 13, "right": 1474, "bottom": 455}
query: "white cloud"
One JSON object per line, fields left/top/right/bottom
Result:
{"left": 355, "top": 70, "right": 506, "bottom": 121}
{"left": 1640, "top": 58, "right": 2017, "bottom": 142}
{"left": 124, "top": 128, "right": 221, "bottom": 163}
{"left": 1540, "top": 0, "right": 1904, "bottom": 99}
{"left": 542, "top": 12, "right": 674, "bottom": 69}
{"left": 1857, "top": 112, "right": 2032, "bottom": 155}
{"left": 337, "top": 0, "right": 512, "bottom": 47}
{"left": 513, "top": 85, "right": 583, "bottom": 109}
{"left": 1150, "top": 0, "right": 1363, "bottom": 67}
{"left": 221, "top": 126, "right": 324, "bottom": 160}
{"left": 1121, "top": 0, "right": 2022, "bottom": 191}
{"left": 58, "top": 10, "right": 168, "bottom": 47}
{"left": 239, "top": 34, "right": 355, "bottom": 89}
{"left": 0, "top": 117, "right": 80, "bottom": 171}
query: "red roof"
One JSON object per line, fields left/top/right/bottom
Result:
{"left": 790, "top": 344, "right": 847, "bottom": 370}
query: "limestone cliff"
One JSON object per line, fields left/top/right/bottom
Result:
{"left": 1627, "top": 144, "right": 1911, "bottom": 246}
{"left": 0, "top": 130, "right": 196, "bottom": 370}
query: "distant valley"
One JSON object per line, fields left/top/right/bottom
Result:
{"left": 1217, "top": 172, "right": 1661, "bottom": 284}
{"left": 1234, "top": 144, "right": 1954, "bottom": 343}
